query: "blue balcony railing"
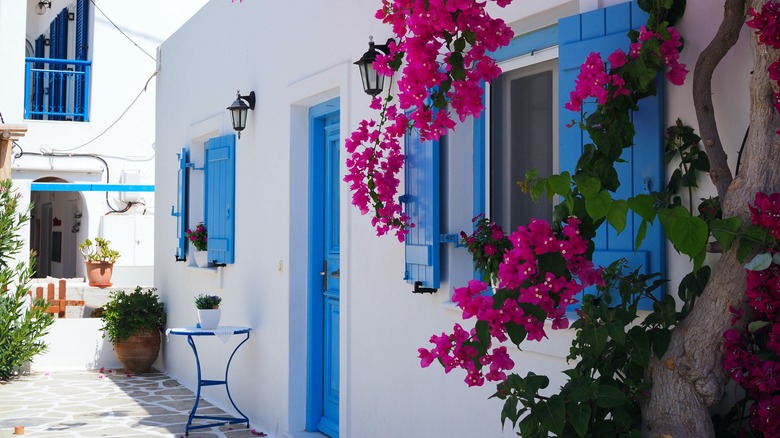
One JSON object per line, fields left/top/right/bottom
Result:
{"left": 24, "top": 57, "right": 91, "bottom": 122}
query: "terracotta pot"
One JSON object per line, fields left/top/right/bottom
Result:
{"left": 85, "top": 261, "right": 114, "bottom": 288}
{"left": 114, "top": 330, "right": 161, "bottom": 373}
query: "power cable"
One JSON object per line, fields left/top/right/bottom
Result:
{"left": 54, "top": 72, "right": 157, "bottom": 153}
{"left": 89, "top": 0, "right": 156, "bottom": 62}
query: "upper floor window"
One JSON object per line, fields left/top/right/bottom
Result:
{"left": 25, "top": 0, "right": 91, "bottom": 122}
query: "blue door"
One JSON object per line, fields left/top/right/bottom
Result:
{"left": 307, "top": 98, "right": 340, "bottom": 437}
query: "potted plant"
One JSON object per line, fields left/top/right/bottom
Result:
{"left": 194, "top": 294, "right": 222, "bottom": 329}
{"left": 186, "top": 223, "right": 208, "bottom": 267}
{"left": 79, "top": 237, "right": 120, "bottom": 288}
{"left": 99, "top": 286, "right": 166, "bottom": 373}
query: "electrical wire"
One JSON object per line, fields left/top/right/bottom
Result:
{"left": 16, "top": 150, "right": 132, "bottom": 213}
{"left": 54, "top": 72, "right": 157, "bottom": 153}
{"left": 89, "top": 0, "right": 156, "bottom": 62}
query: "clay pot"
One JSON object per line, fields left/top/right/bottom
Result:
{"left": 85, "top": 261, "right": 114, "bottom": 288}
{"left": 114, "top": 330, "right": 161, "bottom": 373}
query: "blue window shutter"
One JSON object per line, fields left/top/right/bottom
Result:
{"left": 558, "top": 1, "right": 664, "bottom": 309}
{"left": 174, "top": 147, "right": 190, "bottom": 261}
{"left": 205, "top": 135, "right": 236, "bottom": 265}
{"left": 48, "top": 9, "right": 68, "bottom": 120}
{"left": 402, "top": 127, "right": 441, "bottom": 291}
{"left": 32, "top": 35, "right": 46, "bottom": 120}
{"left": 74, "top": 0, "right": 88, "bottom": 121}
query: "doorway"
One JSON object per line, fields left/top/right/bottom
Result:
{"left": 306, "top": 97, "right": 340, "bottom": 437}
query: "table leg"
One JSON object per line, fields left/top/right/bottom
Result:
{"left": 185, "top": 335, "right": 203, "bottom": 436}
{"left": 224, "top": 331, "right": 250, "bottom": 427}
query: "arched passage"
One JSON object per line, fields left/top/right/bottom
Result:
{"left": 30, "top": 176, "right": 87, "bottom": 279}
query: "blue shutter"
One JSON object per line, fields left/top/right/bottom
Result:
{"left": 173, "top": 147, "right": 190, "bottom": 261}
{"left": 32, "top": 35, "right": 45, "bottom": 120}
{"left": 205, "top": 135, "right": 236, "bottom": 265}
{"left": 402, "top": 127, "right": 441, "bottom": 292}
{"left": 558, "top": 1, "right": 665, "bottom": 309}
{"left": 48, "top": 8, "right": 68, "bottom": 120}
{"left": 74, "top": 0, "right": 88, "bottom": 121}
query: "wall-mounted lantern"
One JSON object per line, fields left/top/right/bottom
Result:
{"left": 354, "top": 36, "right": 395, "bottom": 96}
{"left": 35, "top": 0, "right": 51, "bottom": 15}
{"left": 226, "top": 90, "right": 255, "bottom": 139}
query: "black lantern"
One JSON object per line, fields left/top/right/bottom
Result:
{"left": 354, "top": 37, "right": 395, "bottom": 96}
{"left": 227, "top": 90, "right": 256, "bottom": 138}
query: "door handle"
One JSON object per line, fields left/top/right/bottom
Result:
{"left": 318, "top": 260, "right": 328, "bottom": 290}
{"left": 330, "top": 269, "right": 340, "bottom": 278}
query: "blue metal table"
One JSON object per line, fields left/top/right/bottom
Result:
{"left": 167, "top": 326, "right": 251, "bottom": 436}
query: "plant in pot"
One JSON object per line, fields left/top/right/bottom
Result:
{"left": 186, "top": 223, "right": 208, "bottom": 268}
{"left": 194, "top": 294, "right": 221, "bottom": 329}
{"left": 99, "top": 286, "right": 166, "bottom": 373}
{"left": 79, "top": 237, "right": 120, "bottom": 288}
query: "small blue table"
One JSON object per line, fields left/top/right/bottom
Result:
{"left": 167, "top": 326, "right": 251, "bottom": 436}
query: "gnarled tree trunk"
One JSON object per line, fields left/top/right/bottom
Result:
{"left": 642, "top": 0, "right": 780, "bottom": 436}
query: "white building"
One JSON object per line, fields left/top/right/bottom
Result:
{"left": 0, "top": 0, "right": 207, "bottom": 284}
{"left": 154, "top": 1, "right": 751, "bottom": 437}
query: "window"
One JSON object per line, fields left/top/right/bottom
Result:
{"left": 25, "top": 0, "right": 91, "bottom": 121}
{"left": 489, "top": 58, "right": 558, "bottom": 232}
{"left": 174, "top": 134, "right": 236, "bottom": 266}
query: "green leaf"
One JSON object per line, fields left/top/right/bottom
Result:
{"left": 595, "top": 384, "right": 630, "bottom": 408}
{"left": 575, "top": 175, "right": 601, "bottom": 196}
{"left": 586, "top": 191, "right": 612, "bottom": 220}
{"left": 607, "top": 200, "right": 629, "bottom": 234}
{"left": 582, "top": 326, "right": 609, "bottom": 356}
{"left": 650, "top": 328, "right": 672, "bottom": 359}
{"left": 635, "top": 220, "right": 648, "bottom": 249}
{"left": 533, "top": 395, "right": 565, "bottom": 436}
{"left": 626, "top": 326, "right": 650, "bottom": 368}
{"left": 506, "top": 321, "right": 527, "bottom": 346}
{"left": 748, "top": 320, "right": 772, "bottom": 332}
{"left": 568, "top": 402, "right": 591, "bottom": 438}
{"left": 774, "top": 253, "right": 780, "bottom": 265}
{"left": 709, "top": 218, "right": 741, "bottom": 251}
{"left": 737, "top": 236, "right": 758, "bottom": 264}
{"left": 627, "top": 194, "right": 656, "bottom": 222}
{"left": 501, "top": 396, "right": 519, "bottom": 427}
{"left": 670, "top": 216, "right": 708, "bottom": 258}
{"left": 606, "top": 321, "right": 626, "bottom": 346}
{"left": 745, "top": 253, "right": 772, "bottom": 271}
{"left": 548, "top": 172, "right": 572, "bottom": 197}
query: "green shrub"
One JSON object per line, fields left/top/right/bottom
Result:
{"left": 0, "top": 179, "right": 54, "bottom": 381}
{"left": 99, "top": 286, "right": 166, "bottom": 344}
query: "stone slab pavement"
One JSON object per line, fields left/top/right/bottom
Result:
{"left": 0, "top": 370, "right": 271, "bottom": 438}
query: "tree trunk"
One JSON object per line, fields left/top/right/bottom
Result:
{"left": 642, "top": 1, "right": 780, "bottom": 436}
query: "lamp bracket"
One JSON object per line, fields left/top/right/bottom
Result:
{"left": 238, "top": 91, "right": 255, "bottom": 110}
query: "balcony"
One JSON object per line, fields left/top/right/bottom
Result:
{"left": 24, "top": 57, "right": 91, "bottom": 122}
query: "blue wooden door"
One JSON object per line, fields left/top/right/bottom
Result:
{"left": 307, "top": 99, "right": 340, "bottom": 437}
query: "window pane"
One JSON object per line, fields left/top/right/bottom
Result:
{"left": 490, "top": 64, "right": 554, "bottom": 232}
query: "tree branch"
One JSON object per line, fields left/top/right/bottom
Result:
{"left": 692, "top": 0, "right": 746, "bottom": 200}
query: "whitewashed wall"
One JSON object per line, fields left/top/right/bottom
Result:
{"left": 155, "top": 1, "right": 751, "bottom": 437}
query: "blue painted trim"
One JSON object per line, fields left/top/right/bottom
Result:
{"left": 30, "top": 183, "right": 153, "bottom": 192}
{"left": 492, "top": 25, "right": 558, "bottom": 63}
{"left": 473, "top": 85, "right": 486, "bottom": 219}
{"left": 306, "top": 97, "right": 339, "bottom": 434}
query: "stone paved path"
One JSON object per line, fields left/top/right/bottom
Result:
{"left": 0, "top": 370, "right": 269, "bottom": 438}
